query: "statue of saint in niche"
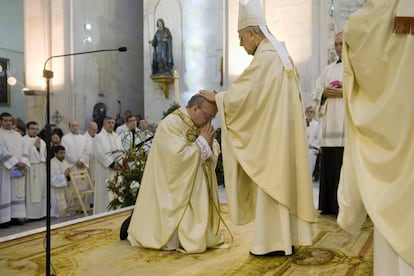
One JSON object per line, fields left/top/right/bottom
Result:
{"left": 150, "top": 18, "right": 174, "bottom": 76}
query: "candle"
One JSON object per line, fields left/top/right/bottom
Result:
{"left": 173, "top": 70, "right": 179, "bottom": 103}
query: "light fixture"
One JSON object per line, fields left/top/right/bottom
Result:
{"left": 7, "top": 76, "right": 17, "bottom": 86}
{"left": 84, "top": 36, "right": 92, "bottom": 43}
{"left": 84, "top": 23, "right": 92, "bottom": 30}
{"left": 7, "top": 75, "right": 44, "bottom": 95}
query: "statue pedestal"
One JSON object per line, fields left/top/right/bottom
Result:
{"left": 151, "top": 75, "right": 174, "bottom": 98}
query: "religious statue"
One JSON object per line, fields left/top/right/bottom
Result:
{"left": 150, "top": 18, "right": 174, "bottom": 76}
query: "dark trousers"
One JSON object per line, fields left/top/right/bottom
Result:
{"left": 318, "top": 147, "right": 344, "bottom": 215}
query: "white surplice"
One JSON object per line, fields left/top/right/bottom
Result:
{"left": 23, "top": 135, "right": 47, "bottom": 219}
{"left": 61, "top": 132, "right": 90, "bottom": 168}
{"left": 50, "top": 157, "right": 69, "bottom": 218}
{"left": 0, "top": 128, "right": 30, "bottom": 223}
{"left": 92, "top": 128, "right": 123, "bottom": 214}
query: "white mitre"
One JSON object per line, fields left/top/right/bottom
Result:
{"left": 237, "top": 0, "right": 292, "bottom": 70}
{"left": 238, "top": 0, "right": 266, "bottom": 31}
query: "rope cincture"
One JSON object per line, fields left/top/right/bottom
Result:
{"left": 203, "top": 163, "right": 234, "bottom": 250}
{"left": 174, "top": 108, "right": 234, "bottom": 249}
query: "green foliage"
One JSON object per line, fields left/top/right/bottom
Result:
{"left": 107, "top": 145, "right": 147, "bottom": 210}
{"left": 162, "top": 102, "right": 181, "bottom": 119}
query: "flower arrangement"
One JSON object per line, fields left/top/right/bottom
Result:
{"left": 107, "top": 104, "right": 177, "bottom": 210}
{"left": 106, "top": 137, "right": 149, "bottom": 210}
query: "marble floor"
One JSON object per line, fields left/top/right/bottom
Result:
{"left": 0, "top": 181, "right": 320, "bottom": 240}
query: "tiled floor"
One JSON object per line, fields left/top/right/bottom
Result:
{"left": 0, "top": 181, "right": 320, "bottom": 240}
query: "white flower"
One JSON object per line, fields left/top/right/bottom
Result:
{"left": 130, "top": 181, "right": 140, "bottom": 189}
{"left": 116, "top": 175, "right": 124, "bottom": 186}
{"left": 118, "top": 197, "right": 124, "bottom": 203}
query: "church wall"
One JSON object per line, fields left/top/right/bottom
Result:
{"left": 24, "top": 0, "right": 143, "bottom": 132}
{"left": 143, "top": 0, "right": 223, "bottom": 124}
{"left": 0, "top": 0, "right": 25, "bottom": 120}
{"left": 19, "top": 0, "right": 365, "bottom": 132}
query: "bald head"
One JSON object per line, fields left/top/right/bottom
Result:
{"left": 68, "top": 120, "right": 79, "bottom": 134}
{"left": 87, "top": 121, "right": 98, "bottom": 137}
{"left": 187, "top": 94, "right": 218, "bottom": 127}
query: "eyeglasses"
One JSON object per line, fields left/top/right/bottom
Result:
{"left": 199, "top": 107, "right": 215, "bottom": 120}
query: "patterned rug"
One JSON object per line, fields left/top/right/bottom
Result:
{"left": 0, "top": 205, "right": 373, "bottom": 275}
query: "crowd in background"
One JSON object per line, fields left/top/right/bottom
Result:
{"left": 0, "top": 110, "right": 157, "bottom": 229}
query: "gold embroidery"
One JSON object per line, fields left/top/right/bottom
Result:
{"left": 173, "top": 109, "right": 199, "bottom": 142}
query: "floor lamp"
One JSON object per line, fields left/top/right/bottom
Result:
{"left": 42, "top": 47, "right": 127, "bottom": 276}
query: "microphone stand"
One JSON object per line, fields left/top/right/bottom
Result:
{"left": 42, "top": 46, "right": 127, "bottom": 276}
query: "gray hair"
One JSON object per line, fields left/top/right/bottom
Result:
{"left": 186, "top": 94, "right": 208, "bottom": 108}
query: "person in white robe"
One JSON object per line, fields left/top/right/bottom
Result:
{"left": 305, "top": 106, "right": 320, "bottom": 178}
{"left": 138, "top": 119, "right": 153, "bottom": 155}
{"left": 128, "top": 95, "right": 224, "bottom": 254}
{"left": 199, "top": 0, "right": 315, "bottom": 256}
{"left": 61, "top": 120, "right": 90, "bottom": 189}
{"left": 23, "top": 121, "right": 46, "bottom": 220}
{"left": 50, "top": 145, "right": 71, "bottom": 218}
{"left": 337, "top": 0, "right": 414, "bottom": 274}
{"left": 118, "top": 115, "right": 143, "bottom": 152}
{"left": 83, "top": 121, "right": 98, "bottom": 186}
{"left": 311, "top": 32, "right": 345, "bottom": 215}
{"left": 0, "top": 112, "right": 30, "bottom": 227}
{"left": 61, "top": 120, "right": 92, "bottom": 213}
{"left": 93, "top": 117, "right": 123, "bottom": 214}
{"left": 115, "top": 122, "right": 127, "bottom": 137}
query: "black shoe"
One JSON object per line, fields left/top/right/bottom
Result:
{"left": 27, "top": 216, "right": 46, "bottom": 222}
{"left": 250, "top": 250, "right": 286, "bottom": 257}
{"left": 10, "top": 218, "right": 25, "bottom": 225}
{"left": 0, "top": 222, "right": 10, "bottom": 228}
{"left": 249, "top": 246, "right": 295, "bottom": 257}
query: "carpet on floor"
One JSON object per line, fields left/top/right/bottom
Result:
{"left": 0, "top": 205, "right": 373, "bottom": 275}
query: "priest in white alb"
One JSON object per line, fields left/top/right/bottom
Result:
{"left": 0, "top": 112, "right": 30, "bottom": 227}
{"left": 61, "top": 120, "right": 90, "bottom": 190}
{"left": 50, "top": 145, "right": 71, "bottom": 218}
{"left": 23, "top": 121, "right": 47, "bottom": 220}
{"left": 93, "top": 117, "right": 123, "bottom": 214}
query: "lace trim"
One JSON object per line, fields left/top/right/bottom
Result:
{"left": 196, "top": 136, "right": 212, "bottom": 162}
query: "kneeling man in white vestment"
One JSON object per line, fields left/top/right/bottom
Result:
{"left": 128, "top": 95, "right": 224, "bottom": 254}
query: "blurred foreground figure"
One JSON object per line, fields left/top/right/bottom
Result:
{"left": 337, "top": 0, "right": 414, "bottom": 274}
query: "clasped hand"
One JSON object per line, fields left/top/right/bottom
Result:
{"left": 199, "top": 121, "right": 215, "bottom": 147}
{"left": 323, "top": 86, "right": 343, "bottom": 98}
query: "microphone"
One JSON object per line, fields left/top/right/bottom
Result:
{"left": 43, "top": 46, "right": 127, "bottom": 72}
{"left": 41, "top": 46, "right": 126, "bottom": 276}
